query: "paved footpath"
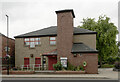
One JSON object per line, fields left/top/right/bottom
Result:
{"left": 0, "top": 68, "right": 119, "bottom": 80}
{"left": 98, "top": 68, "right": 118, "bottom": 80}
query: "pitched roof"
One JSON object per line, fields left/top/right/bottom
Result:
{"left": 14, "top": 26, "right": 97, "bottom": 38}
{"left": 0, "top": 33, "right": 4, "bottom": 36}
{"left": 0, "top": 33, "right": 7, "bottom": 37}
{"left": 71, "top": 43, "right": 98, "bottom": 53}
{"left": 0, "top": 33, "right": 15, "bottom": 40}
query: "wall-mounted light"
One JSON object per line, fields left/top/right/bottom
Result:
{"left": 79, "top": 54, "right": 82, "bottom": 56}
{"left": 73, "top": 54, "right": 77, "bottom": 57}
{"left": 30, "top": 54, "right": 34, "bottom": 58}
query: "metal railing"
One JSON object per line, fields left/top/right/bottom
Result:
{"left": 21, "top": 64, "right": 47, "bottom": 71}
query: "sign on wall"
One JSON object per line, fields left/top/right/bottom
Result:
{"left": 60, "top": 57, "right": 67, "bottom": 68}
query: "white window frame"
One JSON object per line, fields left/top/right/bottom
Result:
{"left": 50, "top": 37, "right": 56, "bottom": 45}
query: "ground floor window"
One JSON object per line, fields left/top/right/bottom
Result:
{"left": 35, "top": 57, "right": 41, "bottom": 67}
{"left": 24, "top": 57, "right": 29, "bottom": 67}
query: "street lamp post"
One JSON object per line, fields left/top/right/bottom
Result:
{"left": 6, "top": 15, "right": 9, "bottom": 75}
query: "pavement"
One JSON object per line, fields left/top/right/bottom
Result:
{"left": 98, "top": 68, "right": 119, "bottom": 80}
{"left": 0, "top": 68, "right": 119, "bottom": 80}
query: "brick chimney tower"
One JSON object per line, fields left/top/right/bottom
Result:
{"left": 56, "top": 9, "right": 75, "bottom": 61}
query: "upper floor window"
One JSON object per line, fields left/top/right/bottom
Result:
{"left": 24, "top": 38, "right": 30, "bottom": 46}
{"left": 24, "top": 38, "right": 41, "bottom": 48}
{"left": 50, "top": 37, "right": 56, "bottom": 45}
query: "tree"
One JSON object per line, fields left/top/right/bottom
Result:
{"left": 78, "top": 15, "right": 119, "bottom": 67}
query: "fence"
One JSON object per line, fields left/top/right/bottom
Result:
{"left": 21, "top": 64, "right": 48, "bottom": 71}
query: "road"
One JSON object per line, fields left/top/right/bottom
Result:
{"left": 1, "top": 68, "right": 119, "bottom": 80}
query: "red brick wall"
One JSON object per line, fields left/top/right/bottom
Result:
{"left": 56, "top": 10, "right": 98, "bottom": 74}
{"left": 2, "top": 36, "right": 15, "bottom": 57}
{"left": 2, "top": 35, "right": 15, "bottom": 65}
{"left": 0, "top": 36, "right": 2, "bottom": 57}
{"left": 57, "top": 11, "right": 74, "bottom": 61}
{"left": 69, "top": 53, "right": 98, "bottom": 74}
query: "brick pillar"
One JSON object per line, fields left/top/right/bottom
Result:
{"left": 56, "top": 9, "right": 75, "bottom": 61}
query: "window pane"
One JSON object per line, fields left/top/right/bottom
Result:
{"left": 35, "top": 42, "right": 41, "bottom": 45}
{"left": 25, "top": 38, "right": 29, "bottom": 41}
{"left": 35, "top": 38, "right": 39, "bottom": 41}
{"left": 30, "top": 38, "right": 34, "bottom": 41}
{"left": 38, "top": 42, "right": 41, "bottom": 45}
{"left": 38, "top": 38, "right": 40, "bottom": 41}
{"left": 35, "top": 42, "right": 38, "bottom": 45}
{"left": 50, "top": 37, "right": 56, "bottom": 40}
{"left": 50, "top": 41, "right": 56, "bottom": 45}
{"left": 30, "top": 42, "right": 35, "bottom": 48}
{"left": 25, "top": 42, "right": 29, "bottom": 45}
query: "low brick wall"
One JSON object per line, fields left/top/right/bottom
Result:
{"left": 2, "top": 70, "right": 35, "bottom": 75}
{"left": 55, "top": 71, "right": 85, "bottom": 74}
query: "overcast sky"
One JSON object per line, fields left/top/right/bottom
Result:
{"left": 0, "top": 0, "right": 119, "bottom": 40}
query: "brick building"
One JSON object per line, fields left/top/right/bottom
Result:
{"left": 0, "top": 33, "right": 15, "bottom": 67}
{"left": 14, "top": 9, "right": 98, "bottom": 74}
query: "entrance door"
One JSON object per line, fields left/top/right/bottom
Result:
{"left": 24, "top": 57, "right": 29, "bottom": 67}
{"left": 48, "top": 56, "right": 57, "bottom": 70}
{"left": 35, "top": 57, "right": 41, "bottom": 67}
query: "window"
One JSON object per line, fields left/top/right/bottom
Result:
{"left": 24, "top": 38, "right": 41, "bottom": 48}
{"left": 25, "top": 38, "right": 29, "bottom": 41}
{"left": 35, "top": 57, "right": 41, "bottom": 67}
{"left": 24, "top": 57, "right": 29, "bottom": 67}
{"left": 35, "top": 38, "right": 41, "bottom": 45}
{"left": 24, "top": 38, "right": 30, "bottom": 46}
{"left": 50, "top": 37, "right": 56, "bottom": 45}
{"left": 30, "top": 38, "right": 34, "bottom": 41}
{"left": 30, "top": 42, "right": 35, "bottom": 48}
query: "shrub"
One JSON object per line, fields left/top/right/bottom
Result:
{"left": 53, "top": 62, "right": 62, "bottom": 71}
{"left": 106, "top": 57, "right": 115, "bottom": 64}
{"left": 105, "top": 57, "right": 120, "bottom": 65}
{"left": 67, "top": 62, "right": 76, "bottom": 71}
{"left": 114, "top": 62, "right": 120, "bottom": 69}
{"left": 67, "top": 62, "right": 84, "bottom": 71}
{"left": 76, "top": 66, "right": 80, "bottom": 71}
{"left": 76, "top": 65, "right": 84, "bottom": 71}
{"left": 101, "top": 64, "right": 114, "bottom": 68}
{"left": 79, "top": 65, "right": 84, "bottom": 71}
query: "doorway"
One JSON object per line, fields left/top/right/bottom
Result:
{"left": 48, "top": 56, "right": 57, "bottom": 70}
